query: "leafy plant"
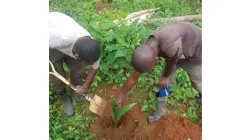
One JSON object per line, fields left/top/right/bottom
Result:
{"left": 140, "top": 90, "right": 157, "bottom": 115}
{"left": 187, "top": 100, "right": 198, "bottom": 122}
{"left": 49, "top": 83, "right": 55, "bottom": 103}
{"left": 88, "top": 19, "right": 152, "bottom": 86}
{"left": 152, "top": 0, "right": 201, "bottom": 18}
{"left": 112, "top": 0, "right": 162, "bottom": 13}
{"left": 49, "top": 86, "right": 96, "bottom": 140}
{"left": 169, "top": 68, "right": 199, "bottom": 102}
{"left": 111, "top": 98, "right": 136, "bottom": 128}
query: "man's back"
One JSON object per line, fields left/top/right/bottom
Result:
{"left": 49, "top": 12, "right": 91, "bottom": 58}
{"left": 152, "top": 22, "right": 202, "bottom": 64}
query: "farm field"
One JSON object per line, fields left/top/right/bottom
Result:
{"left": 49, "top": 0, "right": 202, "bottom": 140}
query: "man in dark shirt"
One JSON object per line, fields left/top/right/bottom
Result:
{"left": 115, "top": 22, "right": 202, "bottom": 123}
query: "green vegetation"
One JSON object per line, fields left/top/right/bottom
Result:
{"left": 49, "top": 84, "right": 96, "bottom": 140}
{"left": 49, "top": 0, "right": 202, "bottom": 139}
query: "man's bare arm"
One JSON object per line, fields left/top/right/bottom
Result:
{"left": 120, "top": 69, "right": 141, "bottom": 93}
{"left": 82, "top": 68, "right": 98, "bottom": 89}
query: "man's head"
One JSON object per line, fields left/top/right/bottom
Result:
{"left": 73, "top": 36, "right": 100, "bottom": 65}
{"left": 132, "top": 45, "right": 157, "bottom": 73}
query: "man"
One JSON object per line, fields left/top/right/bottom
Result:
{"left": 115, "top": 22, "right": 202, "bottom": 124}
{"left": 49, "top": 12, "right": 101, "bottom": 117}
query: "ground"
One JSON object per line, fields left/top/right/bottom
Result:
{"left": 88, "top": 85, "right": 201, "bottom": 140}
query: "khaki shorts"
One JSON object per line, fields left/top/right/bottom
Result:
{"left": 168, "top": 62, "right": 202, "bottom": 92}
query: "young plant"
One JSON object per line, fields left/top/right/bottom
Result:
{"left": 111, "top": 98, "right": 136, "bottom": 128}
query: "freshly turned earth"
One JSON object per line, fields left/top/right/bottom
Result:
{"left": 89, "top": 85, "right": 202, "bottom": 140}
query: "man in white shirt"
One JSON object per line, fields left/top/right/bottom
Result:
{"left": 49, "top": 12, "right": 101, "bottom": 117}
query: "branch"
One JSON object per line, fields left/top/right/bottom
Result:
{"left": 148, "top": 15, "right": 202, "bottom": 23}
{"left": 125, "top": 8, "right": 160, "bottom": 21}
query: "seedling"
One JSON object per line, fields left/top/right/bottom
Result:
{"left": 111, "top": 98, "right": 136, "bottom": 128}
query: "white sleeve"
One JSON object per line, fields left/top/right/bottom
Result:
{"left": 91, "top": 59, "right": 100, "bottom": 69}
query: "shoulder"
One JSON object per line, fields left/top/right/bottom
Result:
{"left": 49, "top": 12, "right": 72, "bottom": 20}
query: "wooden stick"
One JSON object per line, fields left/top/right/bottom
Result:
{"left": 49, "top": 61, "right": 76, "bottom": 90}
{"left": 125, "top": 8, "right": 160, "bottom": 21}
{"left": 147, "top": 15, "right": 202, "bottom": 23}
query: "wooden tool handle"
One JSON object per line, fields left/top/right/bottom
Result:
{"left": 49, "top": 61, "right": 92, "bottom": 102}
{"left": 49, "top": 61, "right": 77, "bottom": 91}
{"left": 49, "top": 72, "right": 77, "bottom": 91}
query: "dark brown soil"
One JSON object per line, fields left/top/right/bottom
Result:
{"left": 89, "top": 86, "right": 202, "bottom": 140}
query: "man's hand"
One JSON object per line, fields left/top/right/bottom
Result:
{"left": 75, "top": 85, "right": 87, "bottom": 95}
{"left": 159, "top": 75, "right": 171, "bottom": 88}
{"left": 115, "top": 89, "right": 125, "bottom": 107}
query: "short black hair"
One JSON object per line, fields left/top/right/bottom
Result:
{"left": 74, "top": 36, "right": 100, "bottom": 62}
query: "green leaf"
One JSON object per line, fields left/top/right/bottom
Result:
{"left": 148, "top": 92, "right": 154, "bottom": 99}
{"left": 99, "top": 21, "right": 116, "bottom": 30}
{"left": 184, "top": 83, "right": 188, "bottom": 87}
{"left": 115, "top": 49, "right": 128, "bottom": 58}
{"left": 181, "top": 88, "right": 185, "bottom": 92}
{"left": 185, "top": 88, "right": 196, "bottom": 98}
{"left": 105, "top": 44, "right": 117, "bottom": 51}
{"left": 122, "top": 77, "right": 127, "bottom": 80}
{"left": 103, "top": 35, "right": 114, "bottom": 42}
{"left": 174, "top": 110, "right": 178, "bottom": 114}
{"left": 153, "top": 87, "right": 159, "bottom": 92}
{"left": 89, "top": 21, "right": 99, "bottom": 31}
{"left": 152, "top": 101, "right": 157, "bottom": 111}
{"left": 111, "top": 99, "right": 118, "bottom": 121}
{"left": 189, "top": 100, "right": 196, "bottom": 106}
{"left": 119, "top": 69, "right": 124, "bottom": 74}
{"left": 74, "top": 136, "right": 80, "bottom": 140}
{"left": 113, "top": 65, "right": 119, "bottom": 69}
{"left": 113, "top": 33, "right": 129, "bottom": 47}
{"left": 63, "top": 65, "right": 70, "bottom": 72}
{"left": 100, "top": 64, "right": 109, "bottom": 74}
{"left": 96, "top": 76, "right": 101, "bottom": 82}
{"left": 191, "top": 88, "right": 198, "bottom": 94}
{"left": 117, "top": 103, "right": 136, "bottom": 120}
{"left": 126, "top": 73, "right": 130, "bottom": 78}
{"left": 93, "top": 82, "right": 97, "bottom": 87}
{"left": 141, "top": 104, "right": 148, "bottom": 112}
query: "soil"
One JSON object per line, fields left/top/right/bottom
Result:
{"left": 95, "top": 1, "right": 112, "bottom": 13}
{"left": 89, "top": 85, "right": 202, "bottom": 140}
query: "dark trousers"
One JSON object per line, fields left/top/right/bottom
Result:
{"left": 49, "top": 48, "right": 84, "bottom": 94}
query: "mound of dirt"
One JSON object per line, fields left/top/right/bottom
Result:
{"left": 90, "top": 103, "right": 201, "bottom": 140}
{"left": 88, "top": 84, "right": 201, "bottom": 140}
